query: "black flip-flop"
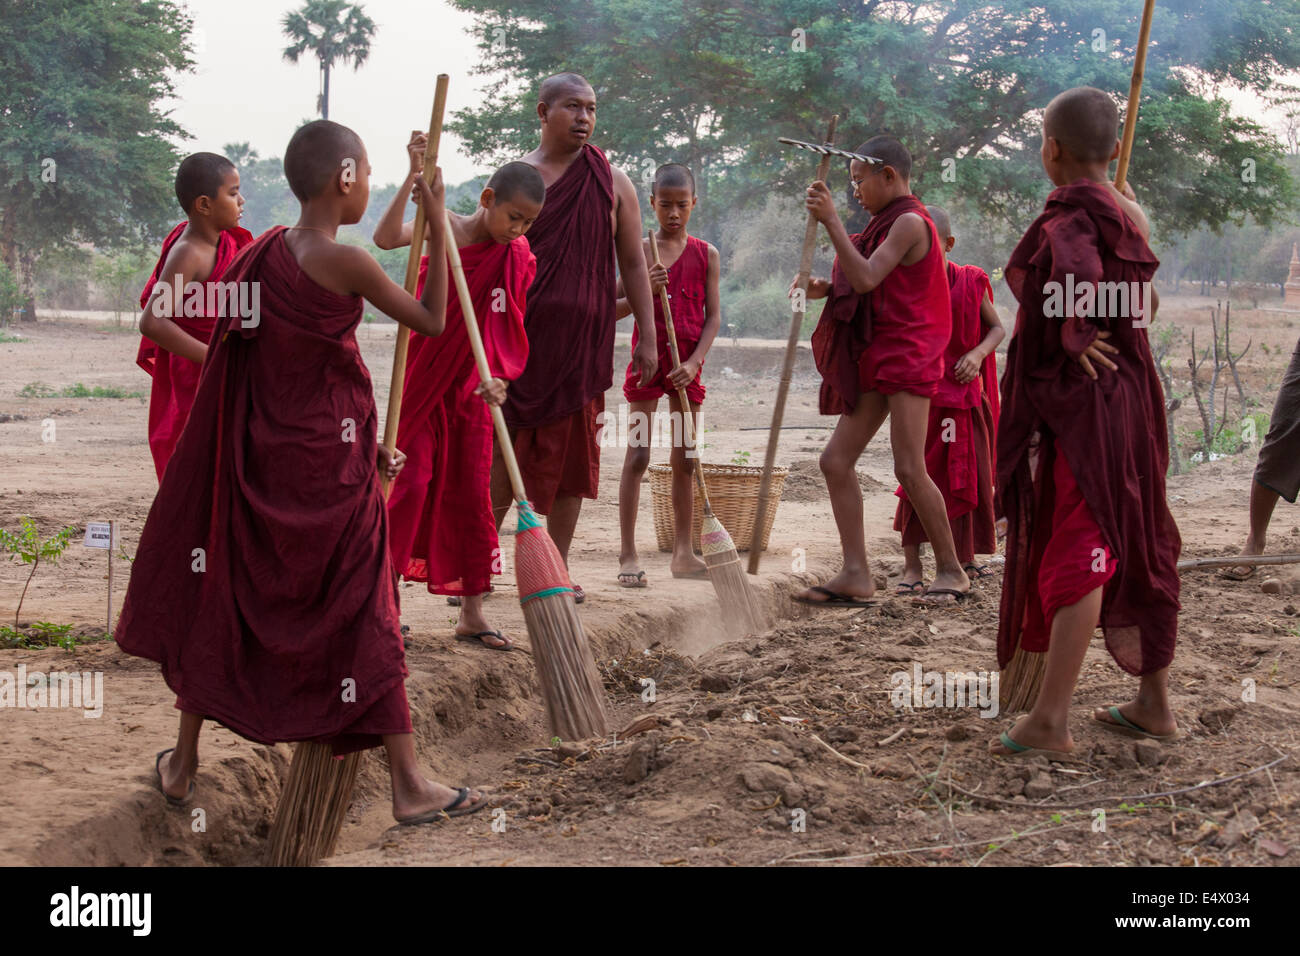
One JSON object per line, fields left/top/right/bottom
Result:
{"left": 397, "top": 786, "right": 488, "bottom": 825}
{"left": 793, "top": 585, "right": 882, "bottom": 609}
{"left": 894, "top": 581, "right": 926, "bottom": 595}
{"left": 455, "top": 629, "right": 514, "bottom": 651}
{"left": 155, "top": 748, "right": 195, "bottom": 807}
{"left": 618, "top": 570, "right": 648, "bottom": 588}
{"left": 912, "top": 587, "right": 970, "bottom": 606}
{"left": 963, "top": 563, "right": 996, "bottom": 579}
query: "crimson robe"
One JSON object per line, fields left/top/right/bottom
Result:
{"left": 894, "top": 262, "right": 998, "bottom": 561}
{"left": 812, "top": 195, "right": 950, "bottom": 414}
{"left": 115, "top": 227, "right": 409, "bottom": 753}
{"left": 503, "top": 144, "right": 615, "bottom": 430}
{"left": 387, "top": 238, "right": 534, "bottom": 596}
{"left": 997, "top": 180, "right": 1179, "bottom": 676}
{"left": 137, "top": 221, "right": 254, "bottom": 480}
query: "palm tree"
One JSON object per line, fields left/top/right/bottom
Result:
{"left": 281, "top": 0, "right": 376, "bottom": 120}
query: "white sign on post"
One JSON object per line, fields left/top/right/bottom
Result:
{"left": 84, "top": 522, "right": 113, "bottom": 550}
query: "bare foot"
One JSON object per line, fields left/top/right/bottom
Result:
{"left": 670, "top": 550, "right": 708, "bottom": 578}
{"left": 915, "top": 566, "right": 971, "bottom": 605}
{"left": 392, "top": 775, "right": 488, "bottom": 823}
{"left": 796, "top": 568, "right": 875, "bottom": 603}
{"left": 1220, "top": 538, "right": 1263, "bottom": 581}
{"left": 1093, "top": 701, "right": 1177, "bottom": 738}
{"left": 988, "top": 716, "right": 1075, "bottom": 756}
{"left": 157, "top": 748, "right": 197, "bottom": 802}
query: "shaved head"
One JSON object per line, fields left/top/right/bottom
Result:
{"left": 857, "top": 136, "right": 911, "bottom": 181}
{"left": 653, "top": 163, "right": 696, "bottom": 195}
{"left": 488, "top": 161, "right": 546, "bottom": 206}
{"left": 925, "top": 204, "right": 951, "bottom": 241}
{"left": 284, "top": 120, "right": 365, "bottom": 202}
{"left": 175, "top": 152, "right": 235, "bottom": 214}
{"left": 1044, "top": 86, "right": 1120, "bottom": 163}
{"left": 539, "top": 72, "right": 594, "bottom": 106}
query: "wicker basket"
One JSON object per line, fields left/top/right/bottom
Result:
{"left": 648, "top": 462, "right": 787, "bottom": 553}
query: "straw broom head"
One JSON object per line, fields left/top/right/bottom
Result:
{"left": 266, "top": 743, "right": 362, "bottom": 867}
{"left": 513, "top": 501, "right": 608, "bottom": 740}
{"left": 700, "top": 512, "right": 766, "bottom": 637}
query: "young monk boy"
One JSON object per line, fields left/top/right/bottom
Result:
{"left": 137, "top": 152, "right": 253, "bottom": 480}
{"left": 616, "top": 163, "right": 721, "bottom": 587}
{"left": 893, "top": 205, "right": 1004, "bottom": 593}
{"left": 795, "top": 136, "right": 971, "bottom": 608}
{"left": 116, "top": 120, "right": 488, "bottom": 824}
{"left": 991, "top": 87, "right": 1180, "bottom": 758}
{"left": 376, "top": 134, "right": 545, "bottom": 650}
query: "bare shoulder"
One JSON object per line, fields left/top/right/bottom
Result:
{"left": 610, "top": 162, "right": 638, "bottom": 200}
{"left": 894, "top": 211, "right": 930, "bottom": 236}
{"left": 158, "top": 236, "right": 213, "bottom": 283}
{"left": 705, "top": 241, "right": 721, "bottom": 266}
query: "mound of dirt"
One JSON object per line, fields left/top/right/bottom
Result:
{"left": 782, "top": 458, "right": 891, "bottom": 503}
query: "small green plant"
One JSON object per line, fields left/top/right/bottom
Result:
{"left": 0, "top": 330, "right": 24, "bottom": 343}
{"left": 18, "top": 382, "right": 56, "bottom": 398}
{"left": 550, "top": 735, "right": 562, "bottom": 747}
{"left": 29, "top": 621, "right": 76, "bottom": 650}
{"left": 730, "top": 449, "right": 752, "bottom": 466}
{"left": 0, "top": 517, "right": 79, "bottom": 628}
{"left": 60, "top": 383, "right": 143, "bottom": 399}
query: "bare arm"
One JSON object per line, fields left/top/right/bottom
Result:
{"left": 685, "top": 243, "right": 722, "bottom": 367}
{"left": 823, "top": 206, "right": 928, "bottom": 295}
{"left": 954, "top": 292, "right": 1006, "bottom": 384}
{"left": 139, "top": 241, "right": 210, "bottom": 364}
{"left": 612, "top": 166, "right": 658, "bottom": 384}
{"left": 614, "top": 275, "right": 632, "bottom": 320}
{"left": 373, "top": 131, "right": 428, "bottom": 250}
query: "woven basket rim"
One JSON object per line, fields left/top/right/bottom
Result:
{"left": 647, "top": 462, "right": 789, "bottom": 477}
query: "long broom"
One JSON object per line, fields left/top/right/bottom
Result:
{"left": 266, "top": 78, "right": 449, "bottom": 867}
{"left": 649, "top": 231, "right": 765, "bottom": 637}
{"left": 748, "top": 114, "right": 839, "bottom": 574}
{"left": 446, "top": 209, "right": 608, "bottom": 740}
{"left": 1000, "top": 0, "right": 1155, "bottom": 713}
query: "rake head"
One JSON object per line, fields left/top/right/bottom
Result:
{"left": 778, "top": 137, "right": 881, "bottom": 165}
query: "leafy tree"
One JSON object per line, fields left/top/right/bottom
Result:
{"left": 281, "top": 0, "right": 377, "bottom": 120}
{"left": 92, "top": 250, "right": 153, "bottom": 327}
{"left": 0, "top": 0, "right": 193, "bottom": 321}
{"left": 448, "top": 0, "right": 1299, "bottom": 247}
{"left": 0, "top": 517, "right": 79, "bottom": 629}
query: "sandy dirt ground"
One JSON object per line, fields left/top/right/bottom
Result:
{"left": 0, "top": 294, "right": 1297, "bottom": 866}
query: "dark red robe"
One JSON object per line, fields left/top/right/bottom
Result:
{"left": 504, "top": 144, "right": 615, "bottom": 431}
{"left": 115, "top": 227, "right": 409, "bottom": 754}
{"left": 894, "top": 262, "right": 998, "bottom": 561}
{"left": 812, "top": 195, "right": 950, "bottom": 414}
{"left": 137, "top": 222, "right": 254, "bottom": 480}
{"left": 997, "top": 180, "right": 1179, "bottom": 676}
{"left": 387, "top": 238, "right": 534, "bottom": 596}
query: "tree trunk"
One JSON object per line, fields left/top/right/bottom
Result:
{"left": 322, "top": 62, "right": 331, "bottom": 120}
{"left": 18, "top": 248, "right": 37, "bottom": 322}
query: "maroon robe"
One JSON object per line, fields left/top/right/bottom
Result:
{"left": 387, "top": 238, "right": 534, "bottom": 596}
{"left": 137, "top": 221, "right": 254, "bottom": 480}
{"left": 115, "top": 227, "right": 409, "bottom": 753}
{"left": 894, "top": 262, "right": 998, "bottom": 561}
{"left": 503, "top": 144, "right": 615, "bottom": 430}
{"left": 812, "top": 195, "right": 950, "bottom": 413}
{"left": 997, "top": 180, "right": 1179, "bottom": 676}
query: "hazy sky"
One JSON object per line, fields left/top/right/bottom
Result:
{"left": 168, "top": 0, "right": 501, "bottom": 187}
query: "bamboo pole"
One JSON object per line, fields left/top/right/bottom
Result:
{"left": 1114, "top": 0, "right": 1156, "bottom": 192}
{"left": 748, "top": 114, "right": 838, "bottom": 574}
{"left": 380, "top": 74, "right": 449, "bottom": 498}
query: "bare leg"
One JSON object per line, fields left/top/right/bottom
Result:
{"left": 158, "top": 711, "right": 203, "bottom": 801}
{"left": 455, "top": 593, "right": 509, "bottom": 648}
{"left": 384, "top": 732, "right": 486, "bottom": 822}
{"left": 667, "top": 392, "right": 706, "bottom": 576}
{"left": 795, "top": 391, "right": 890, "bottom": 603}
{"left": 1225, "top": 479, "right": 1282, "bottom": 577}
{"left": 618, "top": 399, "right": 658, "bottom": 582}
{"left": 899, "top": 542, "right": 925, "bottom": 591}
{"left": 1092, "top": 668, "right": 1176, "bottom": 737}
{"left": 887, "top": 391, "right": 969, "bottom": 603}
{"left": 547, "top": 495, "right": 583, "bottom": 567}
{"left": 989, "top": 586, "right": 1102, "bottom": 755}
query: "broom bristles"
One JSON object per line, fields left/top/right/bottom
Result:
{"left": 999, "top": 644, "right": 1046, "bottom": 714}
{"left": 513, "top": 501, "right": 608, "bottom": 739}
{"left": 266, "top": 741, "right": 362, "bottom": 867}
{"left": 700, "top": 514, "right": 766, "bottom": 637}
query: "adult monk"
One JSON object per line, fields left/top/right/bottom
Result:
{"left": 493, "top": 72, "right": 659, "bottom": 602}
{"left": 376, "top": 149, "right": 544, "bottom": 650}
{"left": 991, "top": 88, "right": 1180, "bottom": 759}
{"left": 117, "top": 119, "right": 487, "bottom": 824}
{"left": 893, "top": 205, "right": 1004, "bottom": 591}
{"left": 137, "top": 152, "right": 253, "bottom": 480}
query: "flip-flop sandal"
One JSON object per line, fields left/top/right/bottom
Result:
{"left": 963, "top": 563, "right": 996, "bottom": 579}
{"left": 397, "top": 787, "right": 488, "bottom": 825}
{"left": 989, "top": 731, "right": 1074, "bottom": 761}
{"left": 894, "top": 581, "right": 926, "bottom": 595}
{"left": 671, "top": 568, "right": 710, "bottom": 580}
{"left": 155, "top": 748, "right": 195, "bottom": 807}
{"left": 400, "top": 624, "right": 411, "bottom": 648}
{"left": 1093, "top": 705, "right": 1178, "bottom": 741}
{"left": 1218, "top": 565, "right": 1256, "bottom": 581}
{"left": 455, "top": 629, "right": 514, "bottom": 651}
{"left": 913, "top": 587, "right": 971, "bottom": 607}
{"left": 793, "top": 585, "right": 882, "bottom": 609}
{"left": 618, "top": 570, "right": 648, "bottom": 588}
{"left": 573, "top": 584, "right": 586, "bottom": 604}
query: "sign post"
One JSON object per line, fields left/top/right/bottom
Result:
{"left": 84, "top": 521, "right": 114, "bottom": 633}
